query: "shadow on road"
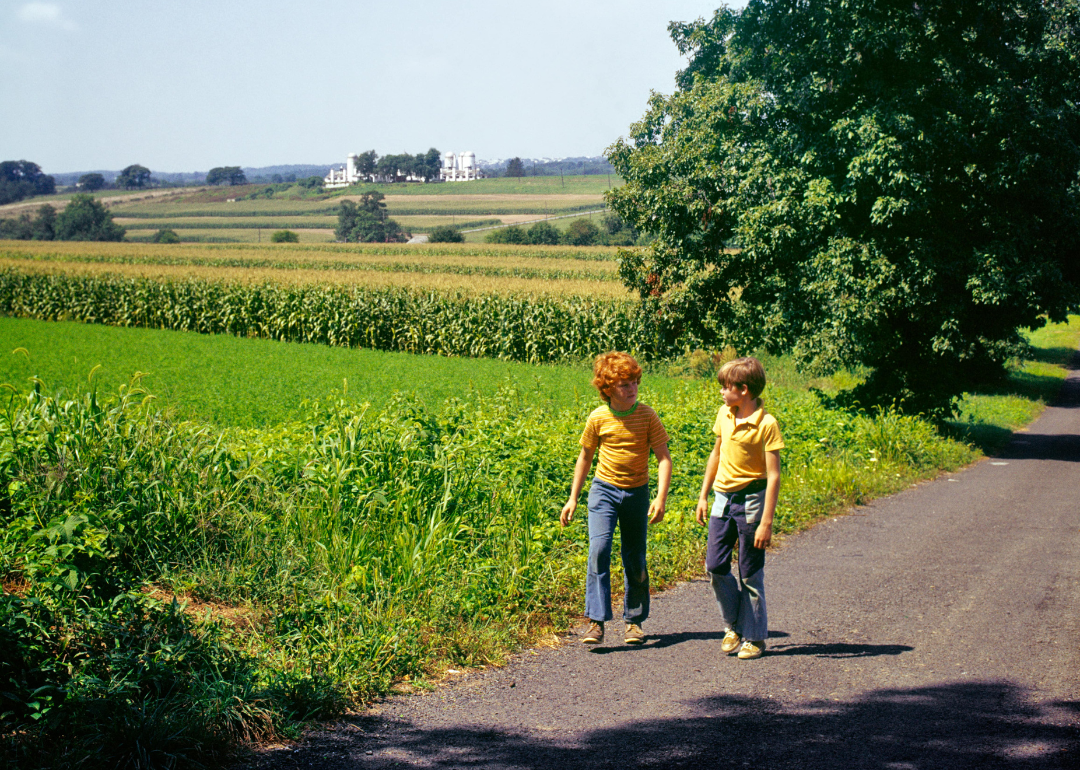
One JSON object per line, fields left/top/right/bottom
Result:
{"left": 997, "top": 434, "right": 1080, "bottom": 462}
{"left": 765, "top": 641, "right": 913, "bottom": 658}
{"left": 247, "top": 682, "right": 1079, "bottom": 770}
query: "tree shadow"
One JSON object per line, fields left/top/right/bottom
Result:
{"left": 995, "top": 433, "right": 1080, "bottom": 462}
{"left": 251, "top": 681, "right": 1079, "bottom": 770}
{"left": 765, "top": 641, "right": 913, "bottom": 658}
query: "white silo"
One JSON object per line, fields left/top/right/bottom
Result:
{"left": 442, "top": 151, "right": 457, "bottom": 170}
{"left": 459, "top": 151, "right": 476, "bottom": 170}
{"left": 346, "top": 153, "right": 358, "bottom": 183}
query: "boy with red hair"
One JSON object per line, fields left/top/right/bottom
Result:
{"left": 560, "top": 351, "right": 672, "bottom": 646}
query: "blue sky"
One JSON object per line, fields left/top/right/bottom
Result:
{"left": 1, "top": 1, "right": 745, "bottom": 174}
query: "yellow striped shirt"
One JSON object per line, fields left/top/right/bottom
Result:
{"left": 580, "top": 402, "right": 669, "bottom": 489}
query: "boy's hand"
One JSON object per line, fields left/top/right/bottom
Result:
{"left": 559, "top": 500, "right": 576, "bottom": 527}
{"left": 695, "top": 496, "right": 710, "bottom": 526}
{"left": 754, "top": 522, "right": 772, "bottom": 549}
{"left": 648, "top": 499, "right": 666, "bottom": 524}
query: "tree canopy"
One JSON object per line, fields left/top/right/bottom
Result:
{"left": 54, "top": 195, "right": 126, "bottom": 241}
{"left": 335, "top": 192, "right": 408, "bottom": 243}
{"left": 607, "top": 0, "right": 1080, "bottom": 415}
{"left": 505, "top": 157, "right": 525, "bottom": 177}
{"left": 116, "top": 164, "right": 151, "bottom": 189}
{"left": 206, "top": 166, "right": 247, "bottom": 186}
{"left": 0, "top": 160, "right": 56, "bottom": 204}
{"left": 427, "top": 225, "right": 464, "bottom": 243}
{"left": 78, "top": 173, "right": 106, "bottom": 192}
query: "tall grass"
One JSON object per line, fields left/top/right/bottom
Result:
{"left": 1, "top": 367, "right": 976, "bottom": 767}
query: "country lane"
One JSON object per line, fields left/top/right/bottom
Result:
{"left": 241, "top": 353, "right": 1080, "bottom": 770}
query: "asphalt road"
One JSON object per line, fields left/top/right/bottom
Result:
{"left": 243, "top": 354, "right": 1080, "bottom": 770}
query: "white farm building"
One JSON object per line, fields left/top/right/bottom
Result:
{"left": 440, "top": 151, "right": 480, "bottom": 182}
{"left": 324, "top": 154, "right": 365, "bottom": 189}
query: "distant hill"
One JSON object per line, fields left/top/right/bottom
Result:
{"left": 50, "top": 157, "right": 615, "bottom": 187}
{"left": 478, "top": 156, "right": 615, "bottom": 177}
{"left": 51, "top": 164, "right": 336, "bottom": 187}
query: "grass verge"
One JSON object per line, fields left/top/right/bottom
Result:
{"left": 1, "top": 315, "right": 1076, "bottom": 768}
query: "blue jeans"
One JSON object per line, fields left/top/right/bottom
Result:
{"left": 705, "top": 482, "right": 768, "bottom": 641}
{"left": 585, "top": 478, "right": 650, "bottom": 624}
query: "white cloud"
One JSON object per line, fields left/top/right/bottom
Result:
{"left": 17, "top": 2, "right": 76, "bottom": 30}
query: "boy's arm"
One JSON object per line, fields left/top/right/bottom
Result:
{"left": 560, "top": 445, "right": 595, "bottom": 526}
{"left": 649, "top": 443, "right": 672, "bottom": 524}
{"left": 754, "top": 449, "right": 782, "bottom": 548}
{"left": 695, "top": 434, "right": 723, "bottom": 525}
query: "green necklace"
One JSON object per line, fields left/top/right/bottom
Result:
{"left": 609, "top": 402, "right": 638, "bottom": 417}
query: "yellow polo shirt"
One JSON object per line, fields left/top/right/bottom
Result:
{"left": 712, "top": 404, "right": 785, "bottom": 493}
{"left": 580, "top": 402, "right": 669, "bottom": 489}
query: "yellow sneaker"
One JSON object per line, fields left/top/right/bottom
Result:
{"left": 737, "top": 639, "right": 765, "bottom": 659}
{"left": 720, "top": 629, "right": 742, "bottom": 654}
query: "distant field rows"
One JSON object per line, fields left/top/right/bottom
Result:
{"left": 0, "top": 240, "right": 621, "bottom": 262}
{"left": 124, "top": 229, "right": 338, "bottom": 244}
{"left": 112, "top": 202, "right": 604, "bottom": 217}
{"left": 0, "top": 241, "right": 627, "bottom": 296}
{"left": 0, "top": 259, "right": 627, "bottom": 296}
{"left": 115, "top": 216, "right": 340, "bottom": 229}
{"left": 114, "top": 215, "right": 505, "bottom": 231}
{"left": 0, "top": 243, "right": 621, "bottom": 282}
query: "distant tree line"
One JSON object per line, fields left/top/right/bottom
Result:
{"left": 0, "top": 161, "right": 56, "bottom": 205}
{"left": 0, "top": 195, "right": 125, "bottom": 241}
{"left": 485, "top": 213, "right": 641, "bottom": 246}
{"left": 206, "top": 166, "right": 248, "bottom": 186}
{"left": 349, "top": 148, "right": 442, "bottom": 183}
{"left": 488, "top": 156, "right": 617, "bottom": 178}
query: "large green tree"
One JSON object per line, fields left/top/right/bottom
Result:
{"left": 116, "top": 164, "right": 151, "bottom": 189}
{"left": 54, "top": 194, "right": 126, "bottom": 241}
{"left": 505, "top": 157, "right": 526, "bottom": 177}
{"left": 0, "top": 160, "right": 55, "bottom": 204}
{"left": 335, "top": 192, "right": 408, "bottom": 243}
{"left": 607, "top": 0, "right": 1080, "bottom": 415}
{"left": 206, "top": 166, "right": 247, "bottom": 186}
{"left": 78, "top": 173, "right": 106, "bottom": 192}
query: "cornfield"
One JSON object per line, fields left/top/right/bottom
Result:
{"left": 0, "top": 268, "right": 673, "bottom": 363}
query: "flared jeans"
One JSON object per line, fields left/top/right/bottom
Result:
{"left": 585, "top": 478, "right": 650, "bottom": 624}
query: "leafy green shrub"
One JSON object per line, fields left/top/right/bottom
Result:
{"left": 485, "top": 226, "right": 527, "bottom": 244}
{"left": 427, "top": 225, "right": 464, "bottom": 243}
{"left": 526, "top": 221, "right": 561, "bottom": 245}
{"left": 564, "top": 218, "right": 600, "bottom": 246}
{"left": 270, "top": 230, "right": 299, "bottom": 243}
{"left": 151, "top": 228, "right": 180, "bottom": 244}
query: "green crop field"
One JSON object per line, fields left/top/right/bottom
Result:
{"left": 123, "top": 227, "right": 337, "bottom": 244}
{"left": 0, "top": 317, "right": 670, "bottom": 426}
{"left": 115, "top": 216, "right": 339, "bottom": 230}
{"left": 2, "top": 291, "right": 1077, "bottom": 766}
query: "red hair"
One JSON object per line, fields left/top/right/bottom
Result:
{"left": 592, "top": 351, "right": 642, "bottom": 403}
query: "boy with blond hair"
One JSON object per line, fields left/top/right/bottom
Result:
{"left": 695, "top": 356, "right": 784, "bottom": 659}
{"left": 561, "top": 351, "right": 672, "bottom": 646}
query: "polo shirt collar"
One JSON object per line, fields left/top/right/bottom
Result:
{"left": 727, "top": 404, "right": 764, "bottom": 426}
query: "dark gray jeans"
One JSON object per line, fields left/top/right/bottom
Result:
{"left": 705, "top": 480, "right": 768, "bottom": 641}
